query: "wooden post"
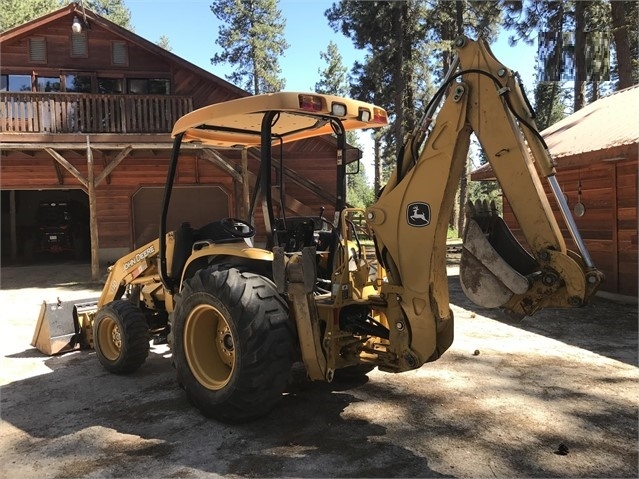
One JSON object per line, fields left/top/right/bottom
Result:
{"left": 241, "top": 148, "right": 250, "bottom": 219}
{"left": 86, "top": 136, "right": 100, "bottom": 281}
{"left": 9, "top": 190, "right": 17, "bottom": 261}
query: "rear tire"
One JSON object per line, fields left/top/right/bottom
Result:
{"left": 170, "top": 266, "right": 294, "bottom": 422}
{"left": 94, "top": 300, "right": 150, "bottom": 374}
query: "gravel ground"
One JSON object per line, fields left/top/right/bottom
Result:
{"left": 0, "top": 260, "right": 637, "bottom": 478}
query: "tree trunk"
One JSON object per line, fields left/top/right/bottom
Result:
{"left": 574, "top": 1, "right": 586, "bottom": 112}
{"left": 611, "top": 1, "right": 634, "bottom": 89}
{"left": 374, "top": 134, "right": 382, "bottom": 197}
{"left": 457, "top": 160, "right": 468, "bottom": 238}
{"left": 392, "top": 2, "right": 404, "bottom": 159}
{"left": 452, "top": 0, "right": 466, "bottom": 234}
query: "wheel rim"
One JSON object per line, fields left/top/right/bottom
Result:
{"left": 184, "top": 303, "right": 235, "bottom": 390}
{"left": 98, "top": 317, "right": 122, "bottom": 361}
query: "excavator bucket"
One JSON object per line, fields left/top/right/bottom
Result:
{"left": 31, "top": 297, "right": 97, "bottom": 355}
{"left": 460, "top": 200, "right": 538, "bottom": 308}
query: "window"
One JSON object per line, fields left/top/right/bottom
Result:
{"left": 2, "top": 75, "right": 32, "bottom": 92}
{"left": 70, "top": 32, "right": 88, "bottom": 57}
{"left": 29, "top": 37, "right": 46, "bottom": 63}
{"left": 127, "top": 78, "right": 170, "bottom": 95}
{"left": 111, "top": 41, "right": 128, "bottom": 66}
{"left": 98, "top": 77, "right": 123, "bottom": 94}
{"left": 64, "top": 74, "right": 92, "bottom": 92}
{"left": 148, "top": 79, "right": 170, "bottom": 95}
{"left": 36, "top": 76, "right": 61, "bottom": 92}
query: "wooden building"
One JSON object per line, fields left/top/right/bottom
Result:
{"left": 1, "top": 3, "right": 351, "bottom": 277}
{"left": 471, "top": 85, "right": 639, "bottom": 298}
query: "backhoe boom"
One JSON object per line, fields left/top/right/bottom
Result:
{"left": 366, "top": 36, "right": 603, "bottom": 367}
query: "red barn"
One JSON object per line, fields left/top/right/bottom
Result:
{"left": 1, "top": 3, "right": 354, "bottom": 276}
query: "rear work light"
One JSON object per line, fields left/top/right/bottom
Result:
{"left": 299, "top": 94, "right": 323, "bottom": 112}
{"left": 331, "top": 102, "right": 347, "bottom": 116}
{"left": 358, "top": 109, "right": 371, "bottom": 122}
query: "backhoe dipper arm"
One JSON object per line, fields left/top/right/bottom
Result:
{"left": 366, "top": 36, "right": 603, "bottom": 369}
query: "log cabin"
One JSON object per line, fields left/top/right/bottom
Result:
{"left": 471, "top": 85, "right": 638, "bottom": 299}
{"left": 0, "top": 3, "right": 359, "bottom": 279}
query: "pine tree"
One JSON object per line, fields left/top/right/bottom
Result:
{"left": 1, "top": 0, "right": 131, "bottom": 32}
{"left": 314, "top": 41, "right": 349, "bottom": 96}
{"left": 85, "top": 0, "right": 132, "bottom": 30}
{"left": 156, "top": 35, "right": 172, "bottom": 51}
{"left": 610, "top": 1, "right": 638, "bottom": 89}
{"left": 314, "top": 41, "right": 374, "bottom": 207}
{"left": 502, "top": 1, "right": 636, "bottom": 102}
{"left": 210, "top": 0, "right": 288, "bottom": 94}
{"left": 533, "top": 82, "right": 568, "bottom": 130}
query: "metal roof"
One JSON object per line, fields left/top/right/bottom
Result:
{"left": 541, "top": 84, "right": 639, "bottom": 159}
{"left": 471, "top": 85, "right": 639, "bottom": 179}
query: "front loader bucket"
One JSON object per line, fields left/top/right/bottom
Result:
{"left": 31, "top": 297, "right": 98, "bottom": 355}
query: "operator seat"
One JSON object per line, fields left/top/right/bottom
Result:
{"left": 170, "top": 222, "right": 194, "bottom": 280}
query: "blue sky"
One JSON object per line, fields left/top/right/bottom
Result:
{"left": 127, "top": 0, "right": 537, "bottom": 178}
{"left": 127, "top": 0, "right": 538, "bottom": 93}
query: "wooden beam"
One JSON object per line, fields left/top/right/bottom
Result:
{"left": 200, "top": 148, "right": 243, "bottom": 183}
{"left": 240, "top": 165, "right": 313, "bottom": 217}
{"left": 611, "top": 163, "right": 619, "bottom": 292}
{"left": 0, "top": 141, "right": 197, "bottom": 150}
{"left": 53, "top": 160, "right": 64, "bottom": 185}
{"left": 44, "top": 147, "right": 88, "bottom": 189}
{"left": 86, "top": 138, "right": 100, "bottom": 281}
{"left": 95, "top": 145, "right": 132, "bottom": 186}
{"left": 9, "top": 191, "right": 17, "bottom": 261}
{"left": 102, "top": 155, "right": 111, "bottom": 185}
{"left": 247, "top": 149, "right": 337, "bottom": 205}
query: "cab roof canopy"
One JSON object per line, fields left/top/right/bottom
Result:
{"left": 171, "top": 92, "right": 388, "bottom": 148}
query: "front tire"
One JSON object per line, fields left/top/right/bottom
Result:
{"left": 170, "top": 266, "right": 294, "bottom": 422}
{"left": 93, "top": 300, "right": 150, "bottom": 374}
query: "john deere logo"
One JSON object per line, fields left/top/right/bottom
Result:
{"left": 407, "top": 202, "right": 430, "bottom": 227}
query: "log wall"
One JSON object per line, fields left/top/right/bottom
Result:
{"left": 502, "top": 147, "right": 637, "bottom": 297}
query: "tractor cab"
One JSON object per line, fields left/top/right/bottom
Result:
{"left": 159, "top": 92, "right": 389, "bottom": 292}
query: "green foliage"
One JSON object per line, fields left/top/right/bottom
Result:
{"left": 314, "top": 41, "right": 349, "bottom": 96}
{"left": 502, "top": 1, "right": 637, "bottom": 98}
{"left": 313, "top": 39, "right": 374, "bottom": 207}
{"left": 85, "top": 0, "right": 132, "bottom": 29}
{"left": 1, "top": 0, "right": 64, "bottom": 32}
{"left": 210, "top": 0, "right": 288, "bottom": 94}
{"left": 327, "top": 1, "right": 501, "bottom": 191}
{"left": 0, "top": 0, "right": 132, "bottom": 32}
{"left": 156, "top": 35, "right": 172, "bottom": 51}
{"left": 533, "top": 81, "right": 568, "bottom": 130}
{"left": 346, "top": 161, "right": 375, "bottom": 208}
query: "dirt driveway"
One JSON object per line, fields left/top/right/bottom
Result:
{"left": 1, "top": 261, "right": 637, "bottom": 478}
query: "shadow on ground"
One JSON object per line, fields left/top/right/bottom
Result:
{"left": 1, "top": 349, "right": 450, "bottom": 478}
{"left": 447, "top": 273, "right": 638, "bottom": 366}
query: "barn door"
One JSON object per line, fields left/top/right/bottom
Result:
{"left": 132, "top": 185, "right": 230, "bottom": 248}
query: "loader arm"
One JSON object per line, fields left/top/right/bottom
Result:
{"left": 366, "top": 36, "right": 603, "bottom": 367}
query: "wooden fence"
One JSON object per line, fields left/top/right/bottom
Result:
{"left": 0, "top": 92, "right": 193, "bottom": 134}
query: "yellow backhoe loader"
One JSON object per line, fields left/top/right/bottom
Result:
{"left": 32, "top": 36, "right": 603, "bottom": 422}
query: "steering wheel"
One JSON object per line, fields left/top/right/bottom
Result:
{"left": 220, "top": 217, "right": 256, "bottom": 238}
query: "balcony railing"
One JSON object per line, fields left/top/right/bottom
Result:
{"left": 0, "top": 92, "right": 193, "bottom": 134}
